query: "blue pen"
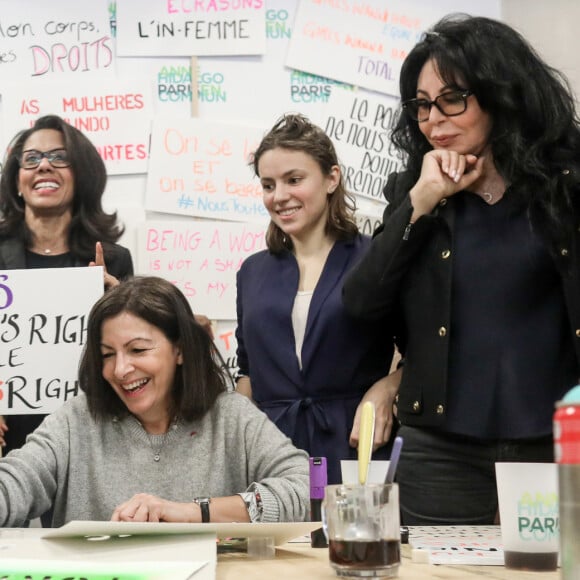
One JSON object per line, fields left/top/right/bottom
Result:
{"left": 385, "top": 436, "right": 403, "bottom": 484}
{"left": 385, "top": 436, "right": 406, "bottom": 544}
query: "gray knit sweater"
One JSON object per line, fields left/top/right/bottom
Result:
{"left": 0, "top": 391, "right": 309, "bottom": 527}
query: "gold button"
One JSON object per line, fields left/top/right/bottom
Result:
{"left": 438, "top": 327, "right": 447, "bottom": 337}
{"left": 439, "top": 198, "right": 447, "bottom": 206}
{"left": 441, "top": 249, "right": 451, "bottom": 259}
{"left": 576, "top": 329, "right": 580, "bottom": 338}
{"left": 561, "top": 248, "right": 569, "bottom": 256}
{"left": 412, "top": 401, "right": 420, "bottom": 412}
{"left": 436, "top": 405, "right": 444, "bottom": 415}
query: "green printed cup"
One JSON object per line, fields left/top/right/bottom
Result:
{"left": 495, "top": 462, "right": 559, "bottom": 571}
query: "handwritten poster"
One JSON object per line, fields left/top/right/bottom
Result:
{"left": 115, "top": 3, "right": 354, "bottom": 124}
{"left": 286, "top": 0, "right": 501, "bottom": 96}
{"left": 0, "top": 0, "right": 113, "bottom": 80}
{"left": 214, "top": 320, "right": 239, "bottom": 385}
{"left": 311, "top": 88, "right": 403, "bottom": 202}
{"left": 0, "top": 267, "right": 103, "bottom": 415}
{"left": 145, "top": 118, "right": 268, "bottom": 222}
{"left": 356, "top": 210, "right": 383, "bottom": 237}
{"left": 137, "top": 220, "right": 266, "bottom": 319}
{"left": 190, "top": 2, "right": 353, "bottom": 122}
{"left": 1, "top": 79, "right": 154, "bottom": 175}
{"left": 116, "top": 0, "right": 266, "bottom": 57}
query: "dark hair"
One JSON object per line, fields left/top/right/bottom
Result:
{"left": 0, "top": 115, "right": 124, "bottom": 261}
{"left": 251, "top": 113, "right": 358, "bottom": 253}
{"left": 392, "top": 14, "right": 580, "bottom": 248}
{"left": 79, "top": 276, "right": 227, "bottom": 422}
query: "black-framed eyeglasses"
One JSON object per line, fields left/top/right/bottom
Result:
{"left": 402, "top": 89, "right": 473, "bottom": 122}
{"left": 19, "top": 148, "right": 71, "bottom": 170}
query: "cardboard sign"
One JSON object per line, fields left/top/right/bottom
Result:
{"left": 137, "top": 220, "right": 266, "bottom": 319}
{"left": 0, "top": 267, "right": 103, "bottom": 414}
{"left": 115, "top": 3, "right": 354, "bottom": 123}
{"left": 116, "top": 0, "right": 266, "bottom": 57}
{"left": 0, "top": 0, "right": 113, "bottom": 80}
{"left": 312, "top": 88, "right": 403, "bottom": 202}
{"left": 286, "top": 0, "right": 501, "bottom": 96}
{"left": 145, "top": 117, "right": 268, "bottom": 222}
{"left": 1, "top": 79, "right": 154, "bottom": 175}
{"left": 214, "top": 319, "right": 238, "bottom": 384}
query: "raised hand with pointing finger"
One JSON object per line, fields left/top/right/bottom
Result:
{"left": 0, "top": 115, "right": 134, "bottom": 456}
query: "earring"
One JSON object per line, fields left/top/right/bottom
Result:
{"left": 18, "top": 191, "right": 23, "bottom": 197}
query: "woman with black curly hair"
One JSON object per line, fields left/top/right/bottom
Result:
{"left": 344, "top": 14, "right": 580, "bottom": 524}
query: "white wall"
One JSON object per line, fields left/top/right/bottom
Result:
{"left": 502, "top": 0, "right": 580, "bottom": 104}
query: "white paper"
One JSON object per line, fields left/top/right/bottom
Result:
{"left": 341, "top": 460, "right": 390, "bottom": 484}
{"left": 409, "top": 525, "right": 504, "bottom": 566}
{"left": 0, "top": 529, "right": 217, "bottom": 579}
{"left": 42, "top": 520, "right": 323, "bottom": 546}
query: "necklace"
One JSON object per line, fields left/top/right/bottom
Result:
{"left": 475, "top": 173, "right": 507, "bottom": 205}
{"left": 150, "top": 434, "right": 167, "bottom": 462}
{"left": 149, "top": 421, "right": 179, "bottom": 462}
{"left": 134, "top": 416, "right": 180, "bottom": 462}
{"left": 477, "top": 190, "right": 505, "bottom": 205}
{"left": 30, "top": 244, "right": 67, "bottom": 255}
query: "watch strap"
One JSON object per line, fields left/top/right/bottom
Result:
{"left": 194, "top": 497, "right": 211, "bottom": 523}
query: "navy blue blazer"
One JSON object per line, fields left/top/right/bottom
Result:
{"left": 236, "top": 235, "right": 394, "bottom": 483}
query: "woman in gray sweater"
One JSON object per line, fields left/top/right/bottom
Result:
{"left": 0, "top": 276, "right": 309, "bottom": 527}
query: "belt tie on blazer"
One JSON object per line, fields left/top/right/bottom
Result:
{"left": 258, "top": 392, "right": 364, "bottom": 445}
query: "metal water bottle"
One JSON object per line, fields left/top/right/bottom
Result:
{"left": 553, "top": 385, "right": 580, "bottom": 579}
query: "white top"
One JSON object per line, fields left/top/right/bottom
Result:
{"left": 292, "top": 291, "right": 313, "bottom": 370}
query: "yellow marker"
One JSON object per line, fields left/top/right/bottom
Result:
{"left": 358, "top": 401, "right": 375, "bottom": 485}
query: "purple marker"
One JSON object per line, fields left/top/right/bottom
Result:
{"left": 385, "top": 436, "right": 403, "bottom": 484}
{"left": 309, "top": 457, "right": 328, "bottom": 548}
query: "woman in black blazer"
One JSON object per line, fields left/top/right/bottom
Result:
{"left": 0, "top": 114, "right": 134, "bottom": 454}
{"left": 344, "top": 15, "right": 580, "bottom": 525}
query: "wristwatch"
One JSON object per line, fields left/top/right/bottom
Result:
{"left": 194, "top": 497, "right": 211, "bottom": 523}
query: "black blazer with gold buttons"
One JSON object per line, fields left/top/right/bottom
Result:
{"left": 343, "top": 170, "right": 580, "bottom": 429}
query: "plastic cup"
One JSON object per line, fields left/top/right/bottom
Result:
{"left": 495, "top": 462, "right": 559, "bottom": 571}
{"left": 322, "top": 483, "right": 400, "bottom": 578}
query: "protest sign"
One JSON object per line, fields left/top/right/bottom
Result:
{"left": 137, "top": 220, "right": 266, "bottom": 319}
{"left": 0, "top": 267, "right": 103, "bottom": 415}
